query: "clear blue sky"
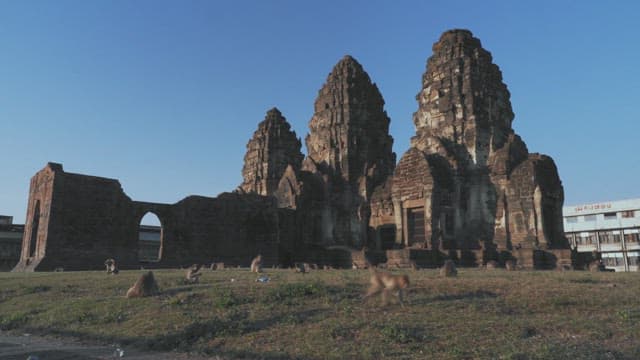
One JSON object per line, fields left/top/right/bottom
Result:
{"left": 1, "top": 1, "right": 639, "bottom": 224}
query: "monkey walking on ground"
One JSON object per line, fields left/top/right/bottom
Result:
{"left": 126, "top": 271, "right": 159, "bottom": 298}
{"left": 250, "top": 255, "right": 263, "bottom": 273}
{"left": 185, "top": 264, "right": 203, "bottom": 284}
{"left": 104, "top": 258, "right": 119, "bottom": 275}
{"left": 362, "top": 267, "right": 410, "bottom": 306}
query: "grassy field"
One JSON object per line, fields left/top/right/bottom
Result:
{"left": 0, "top": 268, "right": 639, "bottom": 359}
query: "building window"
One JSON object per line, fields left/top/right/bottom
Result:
{"left": 566, "top": 216, "right": 578, "bottom": 223}
{"left": 602, "top": 252, "right": 625, "bottom": 267}
{"left": 622, "top": 211, "right": 635, "bottom": 218}
{"left": 628, "top": 252, "right": 640, "bottom": 266}
{"left": 604, "top": 212, "right": 617, "bottom": 220}
{"left": 599, "top": 230, "right": 621, "bottom": 244}
{"left": 584, "top": 215, "right": 596, "bottom": 222}
{"left": 577, "top": 232, "right": 597, "bottom": 245}
{"left": 624, "top": 229, "right": 639, "bottom": 243}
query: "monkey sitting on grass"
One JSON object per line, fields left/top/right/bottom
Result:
{"left": 185, "top": 264, "right": 203, "bottom": 284}
{"left": 250, "top": 255, "right": 263, "bottom": 273}
{"left": 104, "top": 258, "right": 119, "bottom": 275}
{"left": 126, "top": 271, "right": 159, "bottom": 298}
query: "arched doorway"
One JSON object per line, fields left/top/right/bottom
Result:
{"left": 29, "top": 201, "right": 41, "bottom": 258}
{"left": 138, "top": 212, "right": 162, "bottom": 262}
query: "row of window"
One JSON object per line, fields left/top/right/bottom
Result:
{"left": 600, "top": 252, "right": 640, "bottom": 267}
{"left": 565, "top": 210, "right": 637, "bottom": 223}
{"left": 567, "top": 229, "right": 640, "bottom": 245}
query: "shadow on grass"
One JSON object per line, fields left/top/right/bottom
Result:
{"left": 159, "top": 284, "right": 216, "bottom": 297}
{"left": 410, "top": 290, "right": 497, "bottom": 305}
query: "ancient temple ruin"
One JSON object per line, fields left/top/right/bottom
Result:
{"left": 367, "top": 30, "right": 570, "bottom": 267}
{"left": 13, "top": 29, "right": 571, "bottom": 271}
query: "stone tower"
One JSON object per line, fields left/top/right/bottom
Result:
{"left": 303, "top": 55, "right": 396, "bottom": 247}
{"left": 371, "top": 29, "right": 568, "bottom": 266}
{"left": 240, "top": 108, "right": 303, "bottom": 196}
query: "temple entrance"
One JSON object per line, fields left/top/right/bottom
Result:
{"left": 380, "top": 225, "right": 397, "bottom": 250}
{"left": 29, "top": 201, "right": 40, "bottom": 258}
{"left": 407, "top": 207, "right": 425, "bottom": 246}
{"left": 138, "top": 212, "right": 162, "bottom": 262}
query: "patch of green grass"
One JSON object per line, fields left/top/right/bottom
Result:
{"left": 380, "top": 324, "right": 428, "bottom": 344}
{"left": 0, "top": 311, "right": 31, "bottom": 330}
{"left": 213, "top": 289, "right": 240, "bottom": 309}
{"left": 262, "top": 281, "right": 328, "bottom": 305}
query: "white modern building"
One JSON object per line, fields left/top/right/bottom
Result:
{"left": 0, "top": 216, "right": 24, "bottom": 270}
{"left": 138, "top": 224, "right": 161, "bottom": 262}
{"left": 563, "top": 198, "right": 640, "bottom": 272}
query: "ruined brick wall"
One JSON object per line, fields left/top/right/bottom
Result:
{"left": 14, "top": 163, "right": 281, "bottom": 271}
{"left": 15, "top": 163, "right": 58, "bottom": 270}
{"left": 14, "top": 163, "right": 140, "bottom": 271}
{"left": 169, "top": 193, "right": 280, "bottom": 266}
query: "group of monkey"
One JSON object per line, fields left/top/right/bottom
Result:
{"left": 104, "top": 256, "right": 467, "bottom": 306}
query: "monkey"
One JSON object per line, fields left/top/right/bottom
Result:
{"left": 410, "top": 260, "right": 419, "bottom": 271}
{"left": 250, "top": 255, "right": 263, "bottom": 273}
{"left": 505, "top": 259, "right": 517, "bottom": 271}
{"left": 589, "top": 259, "right": 603, "bottom": 272}
{"left": 485, "top": 260, "right": 499, "bottom": 270}
{"left": 126, "top": 271, "right": 159, "bottom": 298}
{"left": 362, "top": 268, "right": 410, "bottom": 306}
{"left": 440, "top": 259, "right": 457, "bottom": 277}
{"left": 294, "top": 262, "right": 311, "bottom": 273}
{"left": 185, "top": 264, "right": 203, "bottom": 284}
{"left": 210, "top": 262, "right": 224, "bottom": 270}
{"left": 104, "top": 258, "right": 119, "bottom": 275}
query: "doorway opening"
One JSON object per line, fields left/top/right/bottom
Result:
{"left": 407, "top": 207, "right": 425, "bottom": 246}
{"left": 29, "top": 201, "right": 41, "bottom": 258}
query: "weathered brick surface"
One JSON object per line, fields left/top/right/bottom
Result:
{"left": 240, "top": 108, "right": 303, "bottom": 196}
{"left": 300, "top": 55, "right": 396, "bottom": 248}
{"left": 369, "top": 29, "right": 568, "bottom": 267}
{"left": 13, "top": 164, "right": 281, "bottom": 271}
